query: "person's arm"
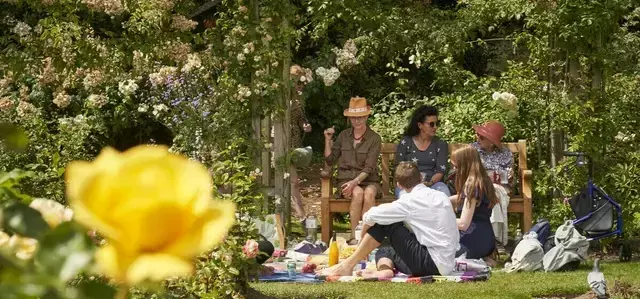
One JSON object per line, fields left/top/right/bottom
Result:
{"left": 431, "top": 141, "right": 449, "bottom": 184}
{"left": 457, "top": 197, "right": 477, "bottom": 231}
{"left": 362, "top": 198, "right": 412, "bottom": 226}
{"left": 393, "top": 137, "right": 409, "bottom": 171}
{"left": 361, "top": 134, "right": 382, "bottom": 178}
{"left": 505, "top": 150, "right": 515, "bottom": 190}
{"left": 449, "top": 195, "right": 458, "bottom": 207}
{"left": 324, "top": 128, "right": 341, "bottom": 165}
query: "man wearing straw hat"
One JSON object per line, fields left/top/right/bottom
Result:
{"left": 324, "top": 96, "right": 382, "bottom": 245}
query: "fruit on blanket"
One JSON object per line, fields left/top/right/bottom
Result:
{"left": 301, "top": 263, "right": 317, "bottom": 273}
{"left": 340, "top": 245, "right": 356, "bottom": 259}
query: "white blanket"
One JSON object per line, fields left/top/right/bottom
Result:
{"left": 491, "top": 184, "right": 510, "bottom": 246}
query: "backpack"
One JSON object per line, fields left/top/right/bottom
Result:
{"left": 528, "top": 219, "right": 551, "bottom": 246}
{"left": 542, "top": 220, "right": 589, "bottom": 272}
{"left": 504, "top": 231, "right": 544, "bottom": 273}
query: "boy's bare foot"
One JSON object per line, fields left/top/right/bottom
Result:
{"left": 356, "top": 268, "right": 394, "bottom": 279}
{"left": 316, "top": 262, "right": 354, "bottom": 276}
{"left": 483, "top": 256, "right": 497, "bottom": 268}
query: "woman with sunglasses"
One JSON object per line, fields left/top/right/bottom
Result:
{"left": 325, "top": 97, "right": 382, "bottom": 245}
{"left": 394, "top": 105, "right": 450, "bottom": 198}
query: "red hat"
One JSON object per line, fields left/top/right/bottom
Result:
{"left": 473, "top": 120, "right": 505, "bottom": 147}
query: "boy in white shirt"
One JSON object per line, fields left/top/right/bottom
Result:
{"left": 318, "top": 161, "right": 459, "bottom": 277}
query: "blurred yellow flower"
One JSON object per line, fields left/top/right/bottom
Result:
{"left": 65, "top": 145, "right": 236, "bottom": 284}
{"left": 29, "top": 198, "right": 74, "bottom": 228}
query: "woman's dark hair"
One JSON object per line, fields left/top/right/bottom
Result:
{"left": 403, "top": 105, "right": 439, "bottom": 137}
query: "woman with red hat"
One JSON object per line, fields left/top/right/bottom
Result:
{"left": 324, "top": 96, "right": 382, "bottom": 245}
{"left": 470, "top": 120, "right": 514, "bottom": 265}
{"left": 471, "top": 120, "right": 514, "bottom": 191}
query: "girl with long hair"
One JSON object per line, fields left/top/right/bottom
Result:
{"left": 450, "top": 145, "right": 498, "bottom": 259}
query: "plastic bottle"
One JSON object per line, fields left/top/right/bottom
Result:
{"left": 305, "top": 215, "right": 317, "bottom": 243}
{"left": 328, "top": 232, "right": 339, "bottom": 266}
{"left": 354, "top": 221, "right": 363, "bottom": 244}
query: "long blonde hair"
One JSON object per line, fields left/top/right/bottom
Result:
{"left": 452, "top": 145, "right": 498, "bottom": 210}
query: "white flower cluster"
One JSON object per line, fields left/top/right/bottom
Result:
{"left": 87, "top": 94, "right": 108, "bottom": 108}
{"left": 615, "top": 132, "right": 636, "bottom": 142}
{"left": 181, "top": 53, "right": 202, "bottom": 73}
{"left": 59, "top": 115, "right": 88, "bottom": 127}
{"left": 149, "top": 66, "right": 177, "bottom": 87}
{"left": 236, "top": 85, "right": 252, "bottom": 101}
{"left": 152, "top": 103, "right": 168, "bottom": 116}
{"left": 12, "top": 21, "right": 31, "bottom": 37}
{"left": 132, "top": 50, "right": 151, "bottom": 72}
{"left": 0, "top": 199, "right": 73, "bottom": 260}
{"left": 82, "top": 0, "right": 125, "bottom": 15}
{"left": 0, "top": 97, "right": 13, "bottom": 111}
{"left": 118, "top": 79, "right": 139, "bottom": 96}
{"left": 17, "top": 101, "right": 38, "bottom": 118}
{"left": 333, "top": 39, "right": 358, "bottom": 70}
{"left": 137, "top": 104, "right": 149, "bottom": 113}
{"left": 171, "top": 15, "right": 197, "bottom": 32}
{"left": 249, "top": 168, "right": 263, "bottom": 178}
{"left": 492, "top": 91, "right": 518, "bottom": 117}
{"left": 299, "top": 67, "right": 313, "bottom": 84}
{"left": 315, "top": 67, "right": 341, "bottom": 86}
{"left": 53, "top": 91, "right": 70, "bottom": 108}
{"left": 82, "top": 69, "right": 104, "bottom": 90}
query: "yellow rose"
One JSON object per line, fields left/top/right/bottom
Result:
{"left": 65, "top": 145, "right": 236, "bottom": 284}
{"left": 29, "top": 198, "right": 74, "bottom": 228}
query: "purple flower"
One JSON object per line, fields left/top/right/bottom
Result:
{"left": 172, "top": 98, "right": 184, "bottom": 106}
{"left": 202, "top": 111, "right": 210, "bottom": 117}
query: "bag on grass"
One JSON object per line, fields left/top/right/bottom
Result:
{"left": 504, "top": 231, "right": 544, "bottom": 273}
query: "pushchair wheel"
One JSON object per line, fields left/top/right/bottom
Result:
{"left": 618, "top": 242, "right": 632, "bottom": 262}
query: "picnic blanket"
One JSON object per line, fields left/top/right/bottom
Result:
{"left": 318, "top": 270, "right": 490, "bottom": 284}
{"left": 258, "top": 271, "right": 322, "bottom": 283}
{"left": 259, "top": 270, "right": 490, "bottom": 284}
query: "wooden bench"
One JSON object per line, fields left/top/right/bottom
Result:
{"left": 320, "top": 140, "right": 533, "bottom": 243}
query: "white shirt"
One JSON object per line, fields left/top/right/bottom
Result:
{"left": 362, "top": 184, "right": 459, "bottom": 275}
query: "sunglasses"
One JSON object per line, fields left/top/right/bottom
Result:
{"left": 423, "top": 120, "right": 441, "bottom": 128}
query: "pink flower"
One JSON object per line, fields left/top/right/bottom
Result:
{"left": 242, "top": 239, "right": 259, "bottom": 259}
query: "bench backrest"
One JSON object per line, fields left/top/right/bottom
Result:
{"left": 378, "top": 140, "right": 528, "bottom": 197}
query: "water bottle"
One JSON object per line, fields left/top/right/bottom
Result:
{"left": 287, "top": 260, "right": 296, "bottom": 278}
{"left": 354, "top": 221, "right": 363, "bottom": 244}
{"left": 305, "top": 216, "right": 317, "bottom": 243}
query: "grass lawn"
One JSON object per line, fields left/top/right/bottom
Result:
{"left": 250, "top": 260, "right": 640, "bottom": 299}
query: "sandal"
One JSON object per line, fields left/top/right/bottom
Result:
{"left": 347, "top": 238, "right": 359, "bottom": 246}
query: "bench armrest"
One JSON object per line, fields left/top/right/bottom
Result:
{"left": 321, "top": 163, "right": 333, "bottom": 199}
{"left": 520, "top": 169, "right": 532, "bottom": 200}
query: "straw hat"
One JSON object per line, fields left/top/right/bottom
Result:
{"left": 343, "top": 96, "right": 372, "bottom": 117}
{"left": 473, "top": 120, "right": 505, "bottom": 147}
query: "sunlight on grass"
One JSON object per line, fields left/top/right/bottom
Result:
{"left": 251, "top": 261, "right": 640, "bottom": 299}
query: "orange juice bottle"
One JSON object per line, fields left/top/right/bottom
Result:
{"left": 328, "top": 232, "right": 339, "bottom": 266}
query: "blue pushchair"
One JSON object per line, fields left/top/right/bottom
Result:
{"left": 562, "top": 151, "right": 632, "bottom": 261}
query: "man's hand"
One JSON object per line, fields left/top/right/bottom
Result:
{"left": 324, "top": 126, "right": 335, "bottom": 140}
{"left": 341, "top": 179, "right": 358, "bottom": 197}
